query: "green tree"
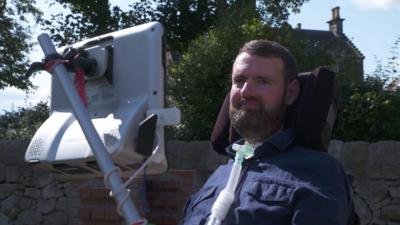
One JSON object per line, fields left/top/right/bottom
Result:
{"left": 41, "top": 0, "right": 309, "bottom": 51}
{"left": 333, "top": 36, "right": 400, "bottom": 141}
{"left": 136, "top": 0, "right": 309, "bottom": 51}
{"left": 41, "top": 0, "right": 218, "bottom": 49}
{"left": 333, "top": 76, "right": 400, "bottom": 141}
{"left": 41, "top": 0, "right": 130, "bottom": 46}
{"left": 0, "top": 101, "right": 50, "bottom": 140}
{"left": 0, "top": 0, "right": 42, "bottom": 90}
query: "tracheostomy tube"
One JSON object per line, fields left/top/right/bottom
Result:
{"left": 206, "top": 142, "right": 259, "bottom": 225}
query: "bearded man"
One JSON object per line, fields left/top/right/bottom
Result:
{"left": 180, "top": 40, "right": 355, "bottom": 225}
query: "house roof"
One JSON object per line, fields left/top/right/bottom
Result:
{"left": 293, "top": 28, "right": 364, "bottom": 59}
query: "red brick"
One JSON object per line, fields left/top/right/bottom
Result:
{"left": 147, "top": 180, "right": 179, "bottom": 191}
{"left": 170, "top": 169, "right": 197, "bottom": 179}
{"left": 81, "top": 220, "right": 96, "bottom": 225}
{"left": 162, "top": 180, "right": 180, "bottom": 190}
{"left": 147, "top": 197, "right": 182, "bottom": 209}
{"left": 147, "top": 214, "right": 179, "bottom": 225}
{"left": 95, "top": 221, "right": 124, "bottom": 225}
{"left": 147, "top": 188, "right": 191, "bottom": 201}
{"left": 91, "top": 208, "right": 105, "bottom": 220}
{"left": 78, "top": 208, "right": 91, "bottom": 219}
{"left": 104, "top": 209, "right": 121, "bottom": 220}
{"left": 79, "top": 187, "right": 91, "bottom": 199}
{"left": 91, "top": 188, "right": 106, "bottom": 199}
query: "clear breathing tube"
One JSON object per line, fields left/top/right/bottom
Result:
{"left": 206, "top": 142, "right": 259, "bottom": 225}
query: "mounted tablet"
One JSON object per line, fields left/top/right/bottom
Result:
{"left": 25, "top": 22, "right": 180, "bottom": 179}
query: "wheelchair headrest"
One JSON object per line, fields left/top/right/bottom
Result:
{"left": 211, "top": 67, "right": 338, "bottom": 154}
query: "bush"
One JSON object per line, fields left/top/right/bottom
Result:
{"left": 0, "top": 101, "right": 50, "bottom": 140}
{"left": 333, "top": 76, "right": 400, "bottom": 141}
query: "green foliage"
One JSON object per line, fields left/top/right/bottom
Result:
{"left": 256, "top": 0, "right": 310, "bottom": 26}
{"left": 41, "top": 0, "right": 130, "bottom": 46}
{"left": 333, "top": 36, "right": 400, "bottom": 141}
{"left": 41, "top": 0, "right": 309, "bottom": 51}
{"left": 0, "top": 0, "right": 42, "bottom": 90}
{"left": 40, "top": 0, "right": 217, "bottom": 49}
{"left": 0, "top": 101, "right": 50, "bottom": 140}
{"left": 333, "top": 77, "right": 400, "bottom": 141}
{"left": 138, "top": 0, "right": 308, "bottom": 51}
{"left": 134, "top": 0, "right": 218, "bottom": 51}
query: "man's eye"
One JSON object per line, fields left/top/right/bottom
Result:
{"left": 258, "top": 79, "right": 269, "bottom": 84}
{"left": 234, "top": 78, "right": 245, "bottom": 84}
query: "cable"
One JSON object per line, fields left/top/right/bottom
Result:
{"left": 106, "top": 132, "right": 161, "bottom": 218}
{"left": 121, "top": 132, "right": 160, "bottom": 191}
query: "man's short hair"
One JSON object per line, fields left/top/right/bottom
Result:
{"left": 238, "top": 39, "right": 298, "bottom": 84}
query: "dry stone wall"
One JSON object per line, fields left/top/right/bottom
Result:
{"left": 0, "top": 140, "right": 80, "bottom": 225}
{"left": 0, "top": 139, "right": 399, "bottom": 225}
{"left": 329, "top": 140, "right": 400, "bottom": 225}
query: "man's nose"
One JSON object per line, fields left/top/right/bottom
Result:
{"left": 240, "top": 81, "right": 255, "bottom": 98}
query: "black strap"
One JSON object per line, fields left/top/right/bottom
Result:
{"left": 25, "top": 48, "right": 96, "bottom": 78}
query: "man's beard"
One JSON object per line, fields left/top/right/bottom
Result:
{"left": 229, "top": 96, "right": 286, "bottom": 144}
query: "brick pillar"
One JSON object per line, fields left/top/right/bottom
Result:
{"left": 146, "top": 170, "right": 199, "bottom": 225}
{"left": 77, "top": 169, "right": 198, "bottom": 225}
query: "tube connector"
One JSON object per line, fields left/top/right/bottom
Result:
{"left": 206, "top": 141, "right": 260, "bottom": 225}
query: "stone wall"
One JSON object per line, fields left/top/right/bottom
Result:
{"left": 0, "top": 140, "right": 212, "bottom": 225}
{"left": 1, "top": 139, "right": 400, "bottom": 225}
{"left": 0, "top": 140, "right": 81, "bottom": 225}
{"left": 329, "top": 140, "right": 400, "bottom": 225}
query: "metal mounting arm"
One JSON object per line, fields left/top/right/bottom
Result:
{"left": 37, "top": 33, "right": 145, "bottom": 225}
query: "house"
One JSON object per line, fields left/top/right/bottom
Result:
{"left": 294, "top": 6, "right": 364, "bottom": 86}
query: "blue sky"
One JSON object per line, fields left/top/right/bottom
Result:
{"left": 0, "top": 0, "right": 399, "bottom": 113}
{"left": 288, "top": 0, "right": 400, "bottom": 74}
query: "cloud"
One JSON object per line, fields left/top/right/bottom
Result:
{"left": 351, "top": 0, "right": 400, "bottom": 10}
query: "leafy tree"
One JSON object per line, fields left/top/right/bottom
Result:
{"left": 0, "top": 0, "right": 42, "bottom": 90}
{"left": 41, "top": 0, "right": 309, "bottom": 51}
{"left": 138, "top": 0, "right": 218, "bottom": 51}
{"left": 0, "top": 101, "right": 50, "bottom": 140}
{"left": 333, "top": 36, "right": 400, "bottom": 141}
{"left": 40, "top": 0, "right": 217, "bottom": 50}
{"left": 41, "top": 0, "right": 129, "bottom": 46}
{"left": 333, "top": 76, "right": 400, "bottom": 141}
{"left": 134, "top": 0, "right": 309, "bottom": 51}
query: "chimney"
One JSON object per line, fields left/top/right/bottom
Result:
{"left": 327, "top": 6, "right": 345, "bottom": 35}
{"left": 296, "top": 23, "right": 302, "bottom": 29}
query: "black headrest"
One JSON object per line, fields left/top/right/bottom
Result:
{"left": 210, "top": 67, "right": 338, "bottom": 154}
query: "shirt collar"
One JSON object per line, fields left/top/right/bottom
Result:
{"left": 225, "top": 128, "right": 295, "bottom": 159}
{"left": 265, "top": 128, "right": 295, "bottom": 152}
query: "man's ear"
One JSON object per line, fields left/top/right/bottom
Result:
{"left": 285, "top": 79, "right": 299, "bottom": 105}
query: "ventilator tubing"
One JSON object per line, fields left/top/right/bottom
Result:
{"left": 206, "top": 153, "right": 243, "bottom": 225}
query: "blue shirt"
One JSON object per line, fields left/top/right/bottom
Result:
{"left": 180, "top": 129, "right": 354, "bottom": 225}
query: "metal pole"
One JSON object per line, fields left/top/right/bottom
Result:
{"left": 37, "top": 33, "right": 142, "bottom": 225}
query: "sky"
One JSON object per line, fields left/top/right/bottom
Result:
{"left": 0, "top": 0, "right": 399, "bottom": 113}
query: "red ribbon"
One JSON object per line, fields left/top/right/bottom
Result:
{"left": 45, "top": 60, "right": 88, "bottom": 107}
{"left": 74, "top": 67, "right": 88, "bottom": 107}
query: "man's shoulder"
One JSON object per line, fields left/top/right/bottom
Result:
{"left": 284, "top": 145, "right": 342, "bottom": 167}
{"left": 258, "top": 146, "right": 348, "bottom": 188}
